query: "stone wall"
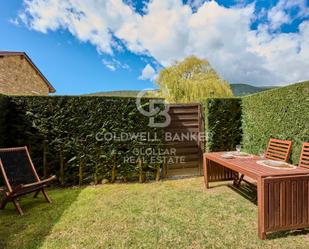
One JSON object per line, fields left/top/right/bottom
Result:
{"left": 0, "top": 55, "right": 50, "bottom": 96}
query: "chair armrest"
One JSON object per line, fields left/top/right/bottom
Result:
{"left": 40, "top": 175, "right": 57, "bottom": 181}
{"left": 23, "top": 175, "right": 57, "bottom": 188}
{"left": 12, "top": 175, "right": 57, "bottom": 195}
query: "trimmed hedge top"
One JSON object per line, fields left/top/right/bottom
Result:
{"left": 241, "top": 81, "right": 309, "bottom": 164}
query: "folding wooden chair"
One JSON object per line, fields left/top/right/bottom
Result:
{"left": 237, "top": 138, "right": 292, "bottom": 186}
{"left": 0, "top": 146, "right": 56, "bottom": 215}
{"left": 299, "top": 142, "right": 309, "bottom": 169}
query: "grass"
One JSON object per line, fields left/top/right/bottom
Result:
{"left": 1, "top": 177, "right": 309, "bottom": 249}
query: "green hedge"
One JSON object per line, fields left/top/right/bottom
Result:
{"left": 242, "top": 81, "right": 309, "bottom": 164}
{"left": 2, "top": 96, "right": 164, "bottom": 185}
{"left": 0, "top": 81, "right": 307, "bottom": 185}
{"left": 203, "top": 98, "right": 242, "bottom": 152}
{"left": 0, "top": 94, "right": 10, "bottom": 147}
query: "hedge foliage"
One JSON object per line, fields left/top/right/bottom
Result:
{"left": 0, "top": 94, "right": 9, "bottom": 147}
{"left": 203, "top": 98, "right": 242, "bottom": 152}
{"left": 242, "top": 81, "right": 309, "bottom": 164}
{"left": 2, "top": 96, "right": 164, "bottom": 185}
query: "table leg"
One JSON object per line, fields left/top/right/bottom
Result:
{"left": 203, "top": 156, "right": 209, "bottom": 189}
{"left": 233, "top": 172, "right": 240, "bottom": 186}
{"left": 257, "top": 177, "right": 266, "bottom": 239}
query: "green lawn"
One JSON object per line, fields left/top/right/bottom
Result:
{"left": 1, "top": 177, "right": 309, "bottom": 249}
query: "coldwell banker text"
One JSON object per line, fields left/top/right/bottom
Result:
{"left": 95, "top": 131, "right": 207, "bottom": 142}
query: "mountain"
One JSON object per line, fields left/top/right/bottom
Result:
{"left": 87, "top": 90, "right": 141, "bottom": 97}
{"left": 230, "top": 84, "right": 275, "bottom": 96}
{"left": 88, "top": 84, "right": 276, "bottom": 97}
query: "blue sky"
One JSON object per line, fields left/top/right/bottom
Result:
{"left": 0, "top": 0, "right": 308, "bottom": 95}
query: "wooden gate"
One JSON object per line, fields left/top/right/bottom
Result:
{"left": 163, "top": 104, "right": 204, "bottom": 177}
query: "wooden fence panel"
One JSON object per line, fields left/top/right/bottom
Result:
{"left": 163, "top": 104, "right": 204, "bottom": 177}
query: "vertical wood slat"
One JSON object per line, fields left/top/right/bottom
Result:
{"left": 264, "top": 182, "right": 269, "bottom": 229}
{"left": 198, "top": 104, "right": 205, "bottom": 175}
{"left": 292, "top": 181, "right": 297, "bottom": 225}
{"left": 263, "top": 175, "right": 309, "bottom": 234}
{"left": 280, "top": 181, "right": 286, "bottom": 227}
{"left": 297, "top": 181, "right": 303, "bottom": 225}
{"left": 286, "top": 180, "right": 291, "bottom": 226}
{"left": 303, "top": 181, "right": 308, "bottom": 224}
{"left": 274, "top": 182, "right": 280, "bottom": 227}
{"left": 269, "top": 183, "right": 274, "bottom": 229}
{"left": 207, "top": 161, "right": 235, "bottom": 182}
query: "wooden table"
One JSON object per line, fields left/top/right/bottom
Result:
{"left": 203, "top": 152, "right": 309, "bottom": 239}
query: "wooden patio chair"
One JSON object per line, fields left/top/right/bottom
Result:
{"left": 264, "top": 138, "right": 293, "bottom": 162}
{"left": 0, "top": 146, "right": 56, "bottom": 215}
{"left": 299, "top": 142, "right": 309, "bottom": 169}
{"left": 237, "top": 138, "right": 292, "bottom": 186}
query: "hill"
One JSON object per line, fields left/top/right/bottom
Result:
{"left": 88, "top": 84, "right": 275, "bottom": 97}
{"left": 230, "top": 84, "right": 275, "bottom": 96}
{"left": 88, "top": 90, "right": 141, "bottom": 97}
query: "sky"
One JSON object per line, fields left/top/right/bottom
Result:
{"left": 0, "top": 0, "right": 308, "bottom": 95}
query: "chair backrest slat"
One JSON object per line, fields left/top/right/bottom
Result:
{"left": 299, "top": 143, "right": 309, "bottom": 169}
{"left": 265, "top": 138, "right": 292, "bottom": 162}
{"left": 0, "top": 147, "right": 39, "bottom": 189}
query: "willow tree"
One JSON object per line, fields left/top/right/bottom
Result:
{"left": 156, "top": 56, "right": 233, "bottom": 103}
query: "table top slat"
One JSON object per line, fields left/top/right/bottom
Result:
{"left": 204, "top": 152, "right": 309, "bottom": 179}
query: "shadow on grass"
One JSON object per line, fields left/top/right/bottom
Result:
{"left": 267, "top": 228, "right": 309, "bottom": 240}
{"left": 228, "top": 182, "right": 257, "bottom": 205}
{"left": 228, "top": 182, "right": 309, "bottom": 240}
{"left": 0, "top": 187, "right": 82, "bottom": 249}
{"left": 161, "top": 175, "right": 202, "bottom": 180}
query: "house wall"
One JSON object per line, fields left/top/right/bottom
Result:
{"left": 0, "top": 55, "right": 50, "bottom": 96}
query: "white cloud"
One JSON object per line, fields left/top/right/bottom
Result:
{"left": 267, "top": 7, "right": 290, "bottom": 30}
{"left": 17, "top": 0, "right": 309, "bottom": 86}
{"left": 248, "top": 20, "right": 309, "bottom": 84}
{"left": 139, "top": 64, "right": 157, "bottom": 81}
{"left": 267, "top": 0, "right": 309, "bottom": 30}
{"left": 20, "top": 0, "right": 139, "bottom": 54}
{"left": 102, "top": 59, "right": 116, "bottom": 71}
{"left": 9, "top": 18, "right": 20, "bottom": 26}
{"left": 102, "top": 58, "right": 130, "bottom": 71}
